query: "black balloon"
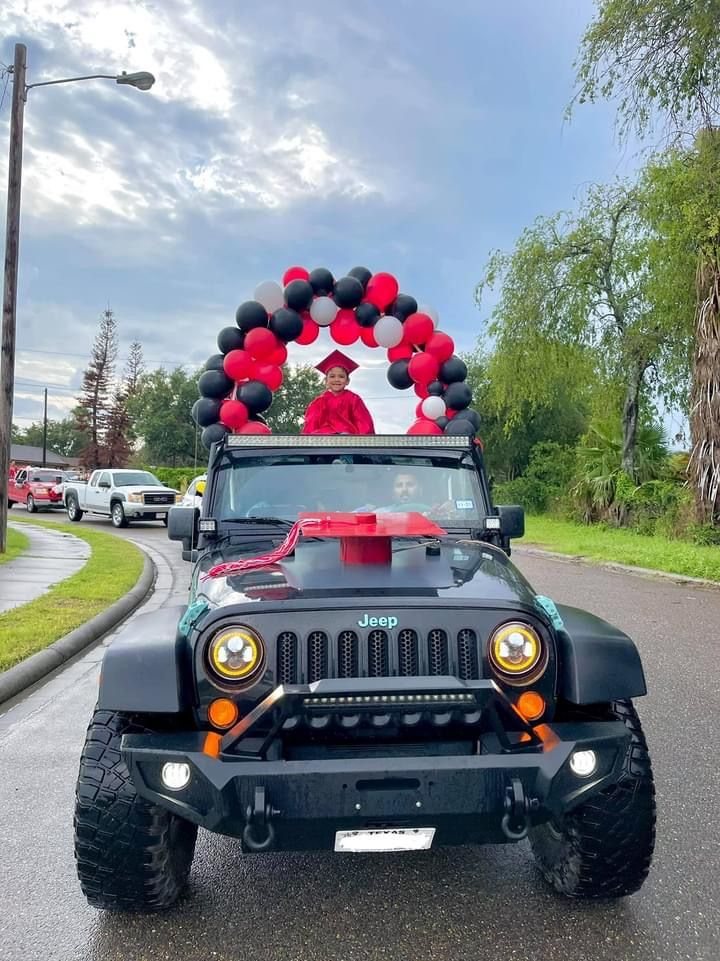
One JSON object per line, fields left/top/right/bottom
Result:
{"left": 192, "top": 397, "right": 222, "bottom": 427}
{"left": 202, "top": 423, "right": 230, "bottom": 449}
{"left": 444, "top": 381, "right": 472, "bottom": 411}
{"left": 427, "top": 380, "right": 444, "bottom": 396}
{"left": 389, "top": 293, "right": 418, "bottom": 321}
{"left": 238, "top": 379, "right": 273, "bottom": 414}
{"left": 454, "top": 407, "right": 481, "bottom": 430}
{"left": 199, "top": 369, "right": 234, "bottom": 399}
{"left": 355, "top": 302, "right": 380, "bottom": 328}
{"left": 250, "top": 413, "right": 268, "bottom": 425}
{"left": 204, "top": 353, "right": 226, "bottom": 371}
{"left": 235, "top": 300, "right": 269, "bottom": 333}
{"left": 217, "top": 326, "right": 246, "bottom": 354}
{"left": 439, "top": 355, "right": 468, "bottom": 384}
{"left": 284, "top": 279, "right": 314, "bottom": 312}
{"left": 333, "top": 276, "right": 364, "bottom": 309}
{"left": 309, "top": 267, "right": 335, "bottom": 296}
{"left": 348, "top": 266, "right": 372, "bottom": 289}
{"left": 436, "top": 415, "right": 450, "bottom": 430}
{"left": 444, "top": 418, "right": 475, "bottom": 436}
{"left": 387, "top": 359, "right": 413, "bottom": 390}
{"left": 269, "top": 307, "right": 303, "bottom": 342}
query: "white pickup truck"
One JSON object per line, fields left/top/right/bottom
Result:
{"left": 64, "top": 469, "right": 179, "bottom": 528}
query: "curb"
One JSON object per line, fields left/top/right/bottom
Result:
{"left": 515, "top": 544, "right": 720, "bottom": 589}
{"left": 0, "top": 551, "right": 156, "bottom": 706}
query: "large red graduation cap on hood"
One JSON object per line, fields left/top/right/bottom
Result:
{"left": 315, "top": 350, "right": 359, "bottom": 376}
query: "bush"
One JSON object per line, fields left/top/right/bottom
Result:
{"left": 493, "top": 441, "right": 575, "bottom": 513}
{"left": 143, "top": 466, "right": 202, "bottom": 492}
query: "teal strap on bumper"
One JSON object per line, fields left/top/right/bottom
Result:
{"left": 534, "top": 594, "right": 565, "bottom": 631}
{"left": 178, "top": 599, "right": 210, "bottom": 637}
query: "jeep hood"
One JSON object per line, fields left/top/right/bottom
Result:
{"left": 194, "top": 538, "right": 537, "bottom": 608}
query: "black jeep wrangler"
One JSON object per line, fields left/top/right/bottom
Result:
{"left": 74, "top": 435, "right": 655, "bottom": 911}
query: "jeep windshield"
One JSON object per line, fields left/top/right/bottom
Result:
{"left": 212, "top": 452, "right": 489, "bottom": 527}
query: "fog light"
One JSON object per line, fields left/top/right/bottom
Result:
{"left": 161, "top": 762, "right": 191, "bottom": 790}
{"left": 569, "top": 750, "right": 597, "bottom": 777}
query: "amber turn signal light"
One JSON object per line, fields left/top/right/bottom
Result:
{"left": 208, "top": 698, "right": 239, "bottom": 729}
{"left": 516, "top": 691, "right": 545, "bottom": 721}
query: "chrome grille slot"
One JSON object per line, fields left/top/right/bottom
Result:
{"left": 457, "top": 628, "right": 479, "bottom": 680}
{"left": 277, "top": 631, "right": 298, "bottom": 684}
{"left": 307, "top": 631, "right": 329, "bottom": 683}
{"left": 398, "top": 629, "right": 418, "bottom": 676}
{"left": 368, "top": 630, "right": 389, "bottom": 677}
{"left": 428, "top": 629, "right": 449, "bottom": 675}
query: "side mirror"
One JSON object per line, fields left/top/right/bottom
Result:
{"left": 167, "top": 506, "right": 199, "bottom": 561}
{"left": 496, "top": 504, "right": 525, "bottom": 540}
{"left": 99, "top": 481, "right": 111, "bottom": 489}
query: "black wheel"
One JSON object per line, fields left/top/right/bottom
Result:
{"left": 529, "top": 699, "right": 655, "bottom": 898}
{"left": 111, "top": 502, "right": 129, "bottom": 528}
{"left": 74, "top": 709, "right": 197, "bottom": 912}
{"left": 26, "top": 494, "right": 37, "bottom": 513}
{"left": 7, "top": 499, "right": 14, "bottom": 509}
{"left": 66, "top": 495, "right": 84, "bottom": 522}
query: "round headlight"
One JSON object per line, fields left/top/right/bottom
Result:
{"left": 489, "top": 622, "right": 543, "bottom": 680}
{"left": 208, "top": 627, "right": 264, "bottom": 682}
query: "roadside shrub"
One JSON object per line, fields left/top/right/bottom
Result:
{"left": 143, "top": 466, "right": 202, "bottom": 492}
{"left": 493, "top": 441, "right": 575, "bottom": 513}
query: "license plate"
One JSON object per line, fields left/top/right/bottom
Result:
{"left": 334, "top": 827, "right": 435, "bottom": 853}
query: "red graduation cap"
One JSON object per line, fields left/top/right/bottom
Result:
{"left": 315, "top": 350, "right": 359, "bottom": 376}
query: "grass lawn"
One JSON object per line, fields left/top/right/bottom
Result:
{"left": 0, "top": 515, "right": 145, "bottom": 672}
{"left": 522, "top": 515, "right": 720, "bottom": 582}
{"left": 0, "top": 527, "right": 30, "bottom": 565}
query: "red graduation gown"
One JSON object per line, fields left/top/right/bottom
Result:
{"left": 302, "top": 389, "right": 375, "bottom": 435}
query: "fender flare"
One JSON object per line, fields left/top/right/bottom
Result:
{"left": 554, "top": 604, "right": 647, "bottom": 704}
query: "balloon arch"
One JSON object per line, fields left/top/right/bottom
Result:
{"left": 192, "top": 266, "right": 479, "bottom": 448}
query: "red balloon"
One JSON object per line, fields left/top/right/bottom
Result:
{"left": 407, "top": 418, "right": 443, "bottom": 436}
{"left": 245, "top": 327, "right": 279, "bottom": 361}
{"left": 415, "top": 400, "right": 425, "bottom": 418}
{"left": 239, "top": 421, "right": 272, "bottom": 435}
{"left": 331, "top": 308, "right": 360, "bottom": 345}
{"left": 253, "top": 363, "right": 283, "bottom": 391}
{"left": 446, "top": 408, "right": 457, "bottom": 419}
{"left": 414, "top": 382, "right": 430, "bottom": 399}
{"left": 223, "top": 349, "right": 252, "bottom": 381}
{"left": 267, "top": 343, "right": 288, "bottom": 366}
{"left": 359, "top": 325, "right": 378, "bottom": 348}
{"left": 387, "top": 343, "right": 412, "bottom": 362}
{"left": 219, "top": 399, "right": 249, "bottom": 431}
{"left": 403, "top": 312, "right": 434, "bottom": 346}
{"left": 282, "top": 266, "right": 309, "bottom": 285}
{"left": 408, "top": 351, "right": 440, "bottom": 385}
{"left": 296, "top": 316, "right": 320, "bottom": 345}
{"left": 425, "top": 330, "right": 455, "bottom": 362}
{"left": 364, "top": 272, "right": 399, "bottom": 310}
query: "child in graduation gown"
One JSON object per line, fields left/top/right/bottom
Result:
{"left": 302, "top": 350, "right": 375, "bottom": 435}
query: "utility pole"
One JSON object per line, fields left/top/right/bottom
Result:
{"left": 0, "top": 43, "right": 27, "bottom": 553}
{"left": 42, "top": 387, "right": 48, "bottom": 466}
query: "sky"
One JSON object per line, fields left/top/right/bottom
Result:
{"left": 1, "top": 0, "right": 660, "bottom": 438}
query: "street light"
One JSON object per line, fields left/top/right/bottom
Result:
{"left": 0, "top": 44, "right": 155, "bottom": 552}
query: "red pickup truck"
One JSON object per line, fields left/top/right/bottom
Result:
{"left": 7, "top": 466, "right": 72, "bottom": 512}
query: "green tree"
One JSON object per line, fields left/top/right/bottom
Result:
{"left": 475, "top": 180, "right": 688, "bottom": 483}
{"left": 13, "top": 417, "right": 86, "bottom": 458}
{"left": 130, "top": 367, "right": 201, "bottom": 466}
{"left": 573, "top": 0, "right": 720, "bottom": 522}
{"left": 265, "top": 365, "right": 324, "bottom": 434}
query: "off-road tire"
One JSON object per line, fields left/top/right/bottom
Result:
{"left": 529, "top": 699, "right": 655, "bottom": 898}
{"left": 67, "top": 495, "right": 84, "bottom": 522}
{"left": 111, "top": 502, "right": 129, "bottom": 528}
{"left": 26, "top": 494, "right": 37, "bottom": 513}
{"left": 74, "top": 709, "right": 198, "bottom": 912}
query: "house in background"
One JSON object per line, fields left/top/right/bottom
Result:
{"left": 10, "top": 444, "right": 80, "bottom": 470}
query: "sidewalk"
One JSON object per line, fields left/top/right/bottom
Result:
{"left": 0, "top": 522, "right": 90, "bottom": 614}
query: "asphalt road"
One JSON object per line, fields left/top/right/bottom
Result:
{"left": 1, "top": 514, "right": 718, "bottom": 961}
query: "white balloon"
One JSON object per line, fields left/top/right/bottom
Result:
{"left": 254, "top": 280, "right": 284, "bottom": 313}
{"left": 421, "top": 395, "right": 446, "bottom": 419}
{"left": 374, "top": 315, "right": 404, "bottom": 348}
{"left": 418, "top": 303, "right": 439, "bottom": 327}
{"left": 310, "top": 296, "right": 338, "bottom": 326}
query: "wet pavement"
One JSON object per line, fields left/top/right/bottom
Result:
{"left": 0, "top": 519, "right": 718, "bottom": 961}
{"left": 1, "top": 521, "right": 90, "bottom": 613}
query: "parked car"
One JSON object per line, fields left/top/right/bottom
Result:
{"left": 179, "top": 474, "right": 207, "bottom": 507}
{"left": 7, "top": 466, "right": 70, "bottom": 512}
{"left": 64, "top": 469, "right": 179, "bottom": 528}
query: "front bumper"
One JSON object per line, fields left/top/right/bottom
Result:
{"left": 124, "top": 501, "right": 173, "bottom": 518}
{"left": 123, "top": 677, "right": 630, "bottom": 851}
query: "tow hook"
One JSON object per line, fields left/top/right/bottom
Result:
{"left": 242, "top": 786, "right": 278, "bottom": 852}
{"left": 501, "top": 778, "right": 539, "bottom": 841}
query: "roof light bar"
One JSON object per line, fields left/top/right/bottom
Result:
{"left": 226, "top": 434, "right": 472, "bottom": 449}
